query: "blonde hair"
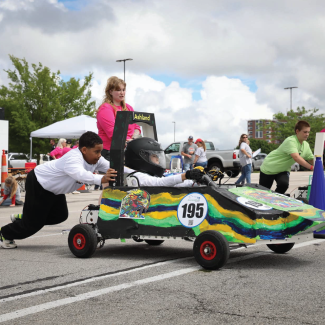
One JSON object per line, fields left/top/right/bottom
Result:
{"left": 238, "top": 134, "right": 248, "bottom": 147}
{"left": 57, "top": 138, "right": 66, "bottom": 149}
{"left": 197, "top": 140, "right": 206, "bottom": 151}
{"left": 97, "top": 76, "right": 127, "bottom": 114}
{"left": 5, "top": 176, "right": 18, "bottom": 199}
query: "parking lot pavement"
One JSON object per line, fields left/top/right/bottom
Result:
{"left": 1, "top": 171, "right": 323, "bottom": 325}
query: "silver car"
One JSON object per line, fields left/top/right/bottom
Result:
{"left": 252, "top": 153, "right": 299, "bottom": 171}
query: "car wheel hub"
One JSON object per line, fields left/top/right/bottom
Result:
{"left": 200, "top": 240, "right": 217, "bottom": 260}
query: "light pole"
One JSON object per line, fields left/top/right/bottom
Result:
{"left": 172, "top": 121, "right": 175, "bottom": 142}
{"left": 116, "top": 58, "right": 133, "bottom": 82}
{"left": 284, "top": 87, "right": 298, "bottom": 113}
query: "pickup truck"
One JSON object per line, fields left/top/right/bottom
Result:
{"left": 164, "top": 141, "right": 241, "bottom": 177}
{"left": 8, "top": 153, "right": 48, "bottom": 168}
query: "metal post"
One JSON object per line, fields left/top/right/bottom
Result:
{"left": 116, "top": 58, "right": 133, "bottom": 82}
{"left": 29, "top": 137, "right": 32, "bottom": 162}
{"left": 284, "top": 87, "right": 298, "bottom": 112}
{"left": 172, "top": 121, "right": 175, "bottom": 142}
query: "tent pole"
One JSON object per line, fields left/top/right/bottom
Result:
{"left": 30, "top": 137, "right": 32, "bottom": 162}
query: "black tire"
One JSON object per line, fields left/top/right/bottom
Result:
{"left": 226, "top": 170, "right": 240, "bottom": 178}
{"left": 209, "top": 162, "right": 224, "bottom": 173}
{"left": 193, "top": 230, "right": 229, "bottom": 270}
{"left": 144, "top": 240, "right": 164, "bottom": 246}
{"left": 267, "top": 243, "right": 294, "bottom": 254}
{"left": 68, "top": 224, "right": 98, "bottom": 258}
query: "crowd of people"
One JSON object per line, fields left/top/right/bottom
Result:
{"left": 0, "top": 74, "right": 317, "bottom": 250}
{"left": 181, "top": 136, "right": 208, "bottom": 171}
{"left": 234, "top": 120, "right": 314, "bottom": 194}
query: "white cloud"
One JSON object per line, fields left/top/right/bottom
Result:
{"left": 1, "top": 0, "right": 325, "bottom": 148}
{"left": 90, "top": 72, "right": 272, "bottom": 149}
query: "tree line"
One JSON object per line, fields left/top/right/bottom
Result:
{"left": 0, "top": 55, "right": 95, "bottom": 157}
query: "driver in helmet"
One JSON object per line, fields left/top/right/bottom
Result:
{"left": 124, "top": 137, "right": 204, "bottom": 187}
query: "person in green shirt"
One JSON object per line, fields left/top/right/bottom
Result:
{"left": 259, "top": 120, "right": 314, "bottom": 194}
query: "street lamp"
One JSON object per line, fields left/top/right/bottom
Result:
{"left": 172, "top": 121, "right": 176, "bottom": 142}
{"left": 116, "top": 58, "right": 133, "bottom": 82}
{"left": 284, "top": 87, "right": 298, "bottom": 113}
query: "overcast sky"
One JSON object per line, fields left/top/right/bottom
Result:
{"left": 1, "top": 0, "right": 324, "bottom": 149}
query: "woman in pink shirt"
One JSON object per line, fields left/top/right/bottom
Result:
{"left": 96, "top": 76, "right": 141, "bottom": 161}
{"left": 50, "top": 138, "right": 66, "bottom": 159}
{"left": 62, "top": 139, "right": 72, "bottom": 156}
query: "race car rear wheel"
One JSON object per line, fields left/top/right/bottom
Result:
{"left": 193, "top": 231, "right": 229, "bottom": 270}
{"left": 144, "top": 240, "right": 164, "bottom": 246}
{"left": 208, "top": 162, "right": 224, "bottom": 173}
{"left": 267, "top": 243, "right": 295, "bottom": 254}
{"left": 68, "top": 224, "right": 98, "bottom": 258}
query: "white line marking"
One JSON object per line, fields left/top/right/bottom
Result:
{"left": 0, "top": 257, "right": 193, "bottom": 303}
{"left": 293, "top": 239, "right": 324, "bottom": 248}
{"left": 0, "top": 239, "right": 323, "bottom": 323}
{"left": 0, "top": 267, "right": 199, "bottom": 323}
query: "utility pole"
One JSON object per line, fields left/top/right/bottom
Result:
{"left": 284, "top": 87, "right": 298, "bottom": 113}
{"left": 172, "top": 121, "right": 175, "bottom": 142}
{"left": 116, "top": 58, "right": 133, "bottom": 82}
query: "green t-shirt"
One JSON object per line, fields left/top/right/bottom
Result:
{"left": 260, "top": 135, "right": 314, "bottom": 175}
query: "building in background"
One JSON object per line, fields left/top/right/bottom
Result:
{"left": 247, "top": 119, "right": 281, "bottom": 144}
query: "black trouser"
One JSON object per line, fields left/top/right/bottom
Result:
{"left": 259, "top": 170, "right": 290, "bottom": 194}
{"left": 1, "top": 170, "right": 68, "bottom": 240}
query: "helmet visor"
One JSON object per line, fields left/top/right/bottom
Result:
{"left": 147, "top": 150, "right": 166, "bottom": 169}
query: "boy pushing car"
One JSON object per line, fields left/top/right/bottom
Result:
{"left": 0, "top": 131, "right": 117, "bottom": 249}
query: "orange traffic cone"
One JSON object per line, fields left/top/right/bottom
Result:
{"left": 77, "top": 184, "right": 86, "bottom": 191}
{"left": 77, "top": 184, "right": 91, "bottom": 193}
{"left": 1, "top": 150, "right": 8, "bottom": 196}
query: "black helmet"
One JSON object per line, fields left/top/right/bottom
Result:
{"left": 125, "top": 137, "right": 166, "bottom": 177}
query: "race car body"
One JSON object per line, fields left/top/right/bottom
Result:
{"left": 97, "top": 184, "right": 325, "bottom": 244}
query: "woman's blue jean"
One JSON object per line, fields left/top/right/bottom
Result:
{"left": 235, "top": 164, "right": 252, "bottom": 184}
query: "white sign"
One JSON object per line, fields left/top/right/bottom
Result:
{"left": 177, "top": 193, "right": 208, "bottom": 228}
{"left": 252, "top": 148, "right": 261, "bottom": 158}
{"left": 236, "top": 197, "right": 273, "bottom": 210}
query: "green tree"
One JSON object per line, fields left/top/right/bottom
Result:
{"left": 0, "top": 55, "right": 96, "bottom": 159}
{"left": 236, "top": 139, "right": 278, "bottom": 154}
{"left": 266, "top": 107, "right": 325, "bottom": 151}
{"left": 247, "top": 138, "right": 279, "bottom": 154}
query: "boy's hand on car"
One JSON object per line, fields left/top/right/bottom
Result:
{"left": 101, "top": 168, "right": 117, "bottom": 183}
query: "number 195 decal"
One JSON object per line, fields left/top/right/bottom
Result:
{"left": 177, "top": 193, "right": 208, "bottom": 228}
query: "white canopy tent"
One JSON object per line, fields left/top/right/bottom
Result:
{"left": 29, "top": 115, "right": 98, "bottom": 159}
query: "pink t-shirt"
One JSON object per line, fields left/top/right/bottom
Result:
{"left": 50, "top": 147, "right": 64, "bottom": 159}
{"left": 62, "top": 147, "right": 72, "bottom": 156}
{"left": 97, "top": 103, "right": 141, "bottom": 150}
{"left": 72, "top": 145, "right": 78, "bottom": 149}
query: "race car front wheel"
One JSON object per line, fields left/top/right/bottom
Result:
{"left": 267, "top": 243, "right": 295, "bottom": 254}
{"left": 68, "top": 224, "right": 98, "bottom": 258}
{"left": 193, "top": 231, "right": 229, "bottom": 270}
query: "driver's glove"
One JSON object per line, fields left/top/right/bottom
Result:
{"left": 185, "top": 168, "right": 205, "bottom": 182}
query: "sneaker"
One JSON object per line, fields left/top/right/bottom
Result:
{"left": 0, "top": 230, "right": 17, "bottom": 249}
{"left": 72, "top": 191, "right": 80, "bottom": 194}
{"left": 10, "top": 214, "right": 22, "bottom": 223}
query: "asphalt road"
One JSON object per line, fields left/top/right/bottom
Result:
{"left": 1, "top": 171, "right": 324, "bottom": 325}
